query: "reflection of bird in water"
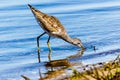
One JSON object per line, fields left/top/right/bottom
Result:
{"left": 21, "top": 75, "right": 30, "bottom": 80}
{"left": 28, "top": 4, "right": 85, "bottom": 62}
{"left": 67, "top": 49, "right": 85, "bottom": 59}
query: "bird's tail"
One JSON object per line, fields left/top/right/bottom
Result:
{"left": 28, "top": 4, "right": 32, "bottom": 8}
{"left": 28, "top": 4, "right": 35, "bottom": 10}
{"left": 27, "top": 4, "right": 45, "bottom": 16}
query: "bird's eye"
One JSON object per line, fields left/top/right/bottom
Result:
{"left": 77, "top": 43, "right": 80, "bottom": 44}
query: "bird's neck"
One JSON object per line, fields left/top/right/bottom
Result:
{"left": 62, "top": 35, "right": 74, "bottom": 44}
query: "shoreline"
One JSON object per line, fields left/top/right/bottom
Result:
{"left": 22, "top": 54, "right": 120, "bottom": 80}
{"left": 68, "top": 54, "right": 120, "bottom": 80}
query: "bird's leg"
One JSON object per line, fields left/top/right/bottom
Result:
{"left": 37, "top": 32, "right": 46, "bottom": 63}
{"left": 48, "top": 50, "right": 52, "bottom": 61}
{"left": 47, "top": 36, "right": 52, "bottom": 51}
{"left": 47, "top": 36, "right": 52, "bottom": 60}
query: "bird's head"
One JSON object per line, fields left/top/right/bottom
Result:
{"left": 72, "top": 38, "right": 85, "bottom": 49}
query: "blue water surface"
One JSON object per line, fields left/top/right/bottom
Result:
{"left": 0, "top": 0, "right": 120, "bottom": 80}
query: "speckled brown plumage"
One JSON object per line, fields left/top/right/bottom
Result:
{"left": 28, "top": 4, "right": 85, "bottom": 50}
{"left": 28, "top": 4, "right": 67, "bottom": 38}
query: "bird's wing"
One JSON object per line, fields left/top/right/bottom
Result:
{"left": 49, "top": 16, "right": 66, "bottom": 33}
{"left": 38, "top": 15, "right": 66, "bottom": 35}
{"left": 28, "top": 4, "right": 66, "bottom": 35}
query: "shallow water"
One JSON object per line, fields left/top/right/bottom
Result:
{"left": 0, "top": 0, "right": 120, "bottom": 80}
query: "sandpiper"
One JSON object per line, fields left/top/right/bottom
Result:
{"left": 28, "top": 4, "right": 85, "bottom": 62}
